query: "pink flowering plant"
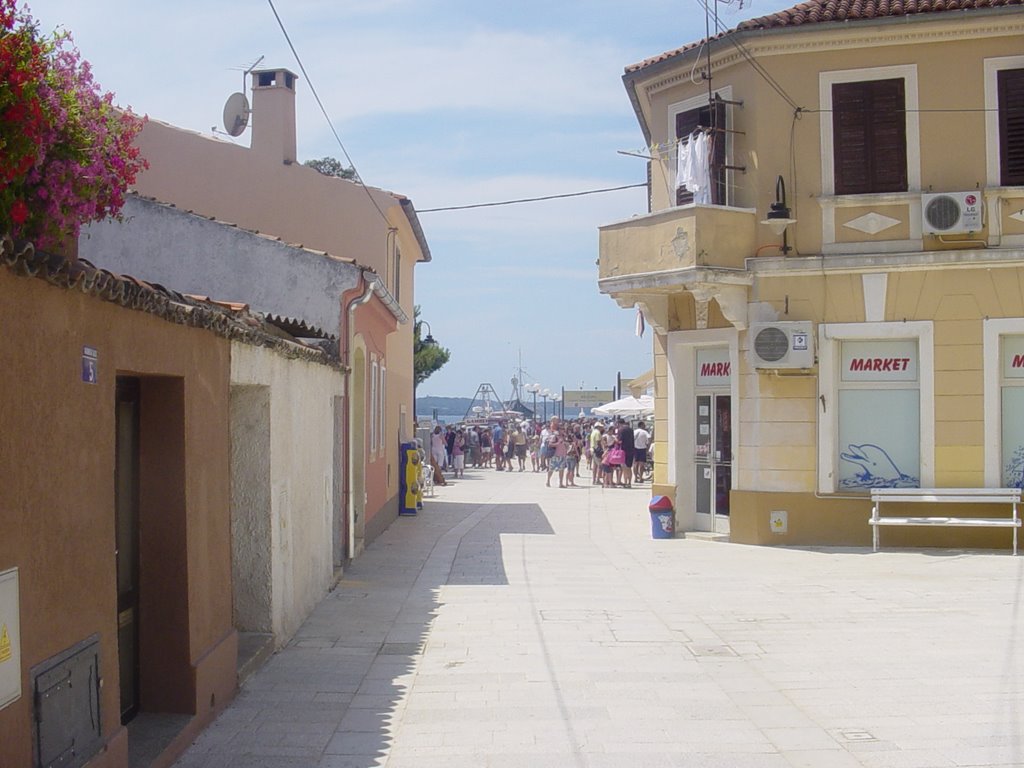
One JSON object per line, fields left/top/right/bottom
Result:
{"left": 1, "top": 0, "right": 147, "bottom": 250}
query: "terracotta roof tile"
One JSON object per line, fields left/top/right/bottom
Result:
{"left": 626, "top": 0, "right": 1023, "bottom": 73}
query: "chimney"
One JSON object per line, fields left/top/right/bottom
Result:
{"left": 250, "top": 68, "right": 298, "bottom": 164}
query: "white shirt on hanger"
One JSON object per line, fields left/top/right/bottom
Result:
{"left": 676, "top": 131, "right": 712, "bottom": 205}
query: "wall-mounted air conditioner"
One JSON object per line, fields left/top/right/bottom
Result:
{"left": 921, "top": 191, "right": 983, "bottom": 235}
{"left": 749, "top": 321, "right": 815, "bottom": 369}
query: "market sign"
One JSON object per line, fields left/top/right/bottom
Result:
{"left": 696, "top": 347, "right": 731, "bottom": 387}
{"left": 562, "top": 390, "right": 615, "bottom": 409}
{"left": 1002, "top": 336, "right": 1024, "bottom": 379}
{"left": 841, "top": 339, "right": 918, "bottom": 382}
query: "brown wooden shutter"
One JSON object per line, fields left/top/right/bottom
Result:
{"left": 832, "top": 79, "right": 907, "bottom": 195}
{"left": 998, "top": 68, "right": 1024, "bottom": 186}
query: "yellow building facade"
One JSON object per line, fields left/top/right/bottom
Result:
{"left": 599, "top": 0, "right": 1024, "bottom": 548}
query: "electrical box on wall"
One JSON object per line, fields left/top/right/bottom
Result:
{"left": 31, "top": 636, "right": 103, "bottom": 768}
{"left": 0, "top": 568, "right": 21, "bottom": 710}
{"left": 770, "top": 510, "right": 788, "bottom": 534}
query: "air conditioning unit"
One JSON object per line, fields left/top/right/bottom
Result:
{"left": 921, "top": 191, "right": 983, "bottom": 235}
{"left": 749, "top": 321, "right": 815, "bottom": 370}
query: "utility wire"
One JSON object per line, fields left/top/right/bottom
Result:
{"left": 417, "top": 183, "right": 647, "bottom": 213}
{"left": 265, "top": 0, "right": 391, "bottom": 228}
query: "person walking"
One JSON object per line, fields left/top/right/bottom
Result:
{"left": 616, "top": 418, "right": 635, "bottom": 489}
{"left": 565, "top": 429, "right": 581, "bottom": 487}
{"left": 493, "top": 421, "right": 506, "bottom": 471}
{"left": 429, "top": 426, "right": 448, "bottom": 486}
{"left": 590, "top": 423, "right": 605, "bottom": 480}
{"left": 545, "top": 422, "right": 567, "bottom": 488}
{"left": 528, "top": 431, "right": 541, "bottom": 472}
{"left": 445, "top": 425, "right": 456, "bottom": 471}
{"left": 467, "top": 426, "right": 481, "bottom": 468}
{"left": 633, "top": 420, "right": 651, "bottom": 483}
{"left": 480, "top": 428, "right": 492, "bottom": 468}
{"left": 513, "top": 423, "right": 528, "bottom": 471}
{"left": 452, "top": 428, "right": 466, "bottom": 478}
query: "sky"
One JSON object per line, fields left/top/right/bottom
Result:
{"left": 32, "top": 0, "right": 794, "bottom": 402}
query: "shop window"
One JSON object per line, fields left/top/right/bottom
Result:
{"left": 836, "top": 340, "right": 920, "bottom": 489}
{"left": 818, "top": 323, "right": 933, "bottom": 494}
{"left": 999, "top": 335, "right": 1024, "bottom": 487}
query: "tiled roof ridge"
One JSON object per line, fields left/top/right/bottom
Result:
{"left": 1, "top": 234, "right": 344, "bottom": 370}
{"left": 626, "top": 0, "right": 1023, "bottom": 73}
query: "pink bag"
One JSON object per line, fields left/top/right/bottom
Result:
{"left": 606, "top": 446, "right": 626, "bottom": 466}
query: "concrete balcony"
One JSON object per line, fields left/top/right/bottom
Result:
{"left": 598, "top": 204, "right": 757, "bottom": 330}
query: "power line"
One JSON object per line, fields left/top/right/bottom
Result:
{"left": 265, "top": 0, "right": 391, "bottom": 228}
{"left": 417, "top": 183, "right": 648, "bottom": 213}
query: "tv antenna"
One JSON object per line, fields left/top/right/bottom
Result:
{"left": 218, "top": 55, "right": 264, "bottom": 137}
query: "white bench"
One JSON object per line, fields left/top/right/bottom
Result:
{"left": 869, "top": 488, "right": 1021, "bottom": 555}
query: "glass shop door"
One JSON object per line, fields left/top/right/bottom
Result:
{"left": 694, "top": 393, "right": 732, "bottom": 533}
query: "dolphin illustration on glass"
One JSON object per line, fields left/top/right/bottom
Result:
{"left": 839, "top": 443, "right": 918, "bottom": 489}
{"left": 1003, "top": 445, "right": 1024, "bottom": 489}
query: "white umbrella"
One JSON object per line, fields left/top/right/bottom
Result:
{"left": 592, "top": 394, "right": 654, "bottom": 418}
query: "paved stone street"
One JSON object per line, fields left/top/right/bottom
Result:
{"left": 174, "top": 466, "right": 1024, "bottom": 768}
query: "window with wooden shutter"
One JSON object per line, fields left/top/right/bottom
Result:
{"left": 832, "top": 79, "right": 907, "bottom": 195}
{"left": 675, "top": 100, "right": 727, "bottom": 206}
{"left": 998, "top": 68, "right": 1024, "bottom": 186}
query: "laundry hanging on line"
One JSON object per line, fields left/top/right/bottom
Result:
{"left": 675, "top": 131, "right": 712, "bottom": 205}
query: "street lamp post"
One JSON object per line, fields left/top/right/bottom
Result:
{"left": 525, "top": 383, "right": 540, "bottom": 424}
{"left": 417, "top": 320, "right": 436, "bottom": 346}
{"left": 541, "top": 388, "right": 551, "bottom": 422}
{"left": 552, "top": 393, "right": 562, "bottom": 420}
{"left": 413, "top": 319, "right": 437, "bottom": 424}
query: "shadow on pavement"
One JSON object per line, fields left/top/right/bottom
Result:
{"left": 174, "top": 498, "right": 553, "bottom": 767}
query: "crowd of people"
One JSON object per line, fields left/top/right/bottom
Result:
{"left": 423, "top": 415, "right": 651, "bottom": 490}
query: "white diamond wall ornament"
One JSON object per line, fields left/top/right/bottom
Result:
{"left": 1010, "top": 209, "right": 1024, "bottom": 224}
{"left": 843, "top": 212, "right": 901, "bottom": 235}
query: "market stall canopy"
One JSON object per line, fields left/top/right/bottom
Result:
{"left": 592, "top": 394, "right": 654, "bottom": 418}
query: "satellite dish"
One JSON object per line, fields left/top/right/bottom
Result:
{"left": 222, "top": 92, "right": 250, "bottom": 137}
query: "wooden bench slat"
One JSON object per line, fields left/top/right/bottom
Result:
{"left": 872, "top": 495, "right": 1018, "bottom": 505}
{"left": 869, "top": 517, "right": 1022, "bottom": 527}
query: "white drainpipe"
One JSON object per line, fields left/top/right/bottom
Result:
{"left": 344, "top": 273, "right": 378, "bottom": 561}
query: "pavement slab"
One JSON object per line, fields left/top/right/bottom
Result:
{"left": 172, "top": 465, "right": 1024, "bottom": 767}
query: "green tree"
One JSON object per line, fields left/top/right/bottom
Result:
{"left": 303, "top": 156, "right": 357, "bottom": 179}
{"left": 414, "top": 307, "right": 450, "bottom": 387}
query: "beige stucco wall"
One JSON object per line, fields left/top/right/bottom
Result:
{"left": 633, "top": 16, "right": 1024, "bottom": 257}
{"left": 231, "top": 343, "right": 344, "bottom": 647}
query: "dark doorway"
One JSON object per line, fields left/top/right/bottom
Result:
{"left": 115, "top": 377, "right": 141, "bottom": 724}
